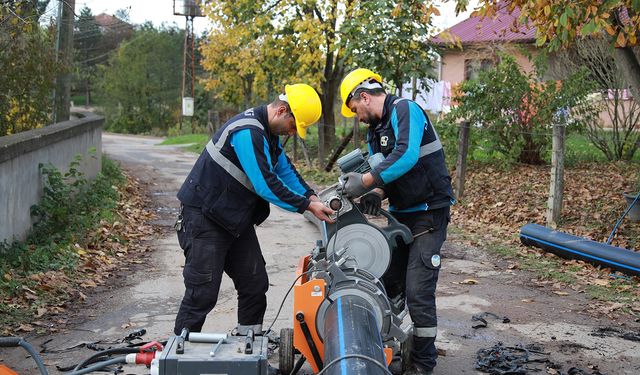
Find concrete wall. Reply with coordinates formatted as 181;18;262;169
0;113;104;244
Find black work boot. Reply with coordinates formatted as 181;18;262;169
404;363;434;375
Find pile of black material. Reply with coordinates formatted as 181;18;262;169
590;327;640;342
472;312;511;329
475;342;548;375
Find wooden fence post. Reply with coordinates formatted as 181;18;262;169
455;122;470;200
547;123;566;228
207;110;214;135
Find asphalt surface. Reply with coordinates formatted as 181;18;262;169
2;132;639;374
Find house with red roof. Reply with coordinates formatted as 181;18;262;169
431;5;634;128
432;4;537;84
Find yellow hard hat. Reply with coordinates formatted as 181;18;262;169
285;84;322;139
340;68;383;118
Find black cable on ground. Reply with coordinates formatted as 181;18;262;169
289;355;306;375
0;337;49;375
607;191;640;244
68;356;127;375
316;353;392;375
264;270;314;336
72;347;139;371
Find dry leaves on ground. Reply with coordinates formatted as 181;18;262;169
2;171;159;334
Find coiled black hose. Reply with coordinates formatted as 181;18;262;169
0;337;49;375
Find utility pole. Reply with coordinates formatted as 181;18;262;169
54;0;75;123
174;1;203;128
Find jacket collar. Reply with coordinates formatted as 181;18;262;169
253;105;274;138
372;94;398;130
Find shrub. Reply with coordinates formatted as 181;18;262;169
443;54;598;165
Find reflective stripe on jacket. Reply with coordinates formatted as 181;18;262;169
367;95;455;210
177;106;313;236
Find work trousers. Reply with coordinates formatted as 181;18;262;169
173;205;269;335
382;206;449;371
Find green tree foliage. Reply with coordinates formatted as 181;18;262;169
98;25;183;134
343;0;438;94
0;0;61;136
201;0;441;161
73;6;102;106
443;54;598;165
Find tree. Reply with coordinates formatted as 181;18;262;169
74;6;102;106
456;0;640;101
548;37;640;161
99;25;183;134
0;0;60;136
201;0;441;162
343;0;438;95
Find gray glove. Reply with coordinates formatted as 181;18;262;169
358;191;382;215
341;172;372;198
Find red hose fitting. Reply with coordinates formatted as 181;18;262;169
136;341;164;367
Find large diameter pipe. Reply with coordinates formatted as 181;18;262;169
520;223;640;276
322;295;387;375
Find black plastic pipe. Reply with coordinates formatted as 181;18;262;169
520;223;640;276
322;295;387;375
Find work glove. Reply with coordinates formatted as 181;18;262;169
358;191;383;216
341;172;371;198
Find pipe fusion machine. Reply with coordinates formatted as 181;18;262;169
279;149;415;375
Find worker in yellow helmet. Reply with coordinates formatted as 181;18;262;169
339;68;455;375
173;83;334;340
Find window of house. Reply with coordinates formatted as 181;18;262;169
464;59;494;80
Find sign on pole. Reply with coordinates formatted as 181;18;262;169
182;97;194;117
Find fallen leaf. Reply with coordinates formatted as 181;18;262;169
553;291;569;296
17;324;34;332
460;279;479;285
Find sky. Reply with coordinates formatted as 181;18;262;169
44;0;477;36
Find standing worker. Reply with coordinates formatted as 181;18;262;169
173;84;335;337
339;69;455;375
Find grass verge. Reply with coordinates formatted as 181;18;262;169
0;156;129;332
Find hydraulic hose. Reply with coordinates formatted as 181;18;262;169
72;347;140;371
0;337;49;375
69;356;127;375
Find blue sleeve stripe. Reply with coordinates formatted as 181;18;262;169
388;203;428;212
232;130;298;212
379;103;423;182
275;151;307;195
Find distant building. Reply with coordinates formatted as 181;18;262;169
94;13;134;48
431;4;634;128
432;4;535;84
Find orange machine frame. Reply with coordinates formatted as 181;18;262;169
292;255;392;373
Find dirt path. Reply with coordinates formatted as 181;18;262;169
1;133;638;374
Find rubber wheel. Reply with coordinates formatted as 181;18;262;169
279;328;295;374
